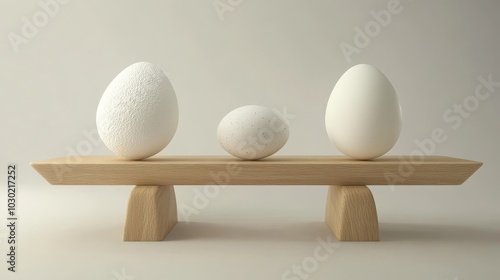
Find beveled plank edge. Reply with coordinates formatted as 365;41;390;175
30;165;482;186
30;156;483;186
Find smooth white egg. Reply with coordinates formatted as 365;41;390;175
96;62;178;160
325;64;402;160
217;105;289;160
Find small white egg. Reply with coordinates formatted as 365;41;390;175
217;105;289;160
96;62;178;160
325;64;402;160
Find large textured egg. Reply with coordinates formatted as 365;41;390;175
217;105;289;160
325;64;402;160
96;62;178;160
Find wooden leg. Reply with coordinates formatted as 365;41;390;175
124;185;177;241
325;185;379;241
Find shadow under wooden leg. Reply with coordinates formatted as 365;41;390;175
124;185;178;241
325;185;379;241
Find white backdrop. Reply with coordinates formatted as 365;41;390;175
1;0;499;279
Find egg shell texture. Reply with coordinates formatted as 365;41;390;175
217;105;289;160
96;62;178;160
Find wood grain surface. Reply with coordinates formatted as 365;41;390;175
325;185;379;241
123;185;177;241
31;155;482;186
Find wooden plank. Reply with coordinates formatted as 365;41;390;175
31;155;482;186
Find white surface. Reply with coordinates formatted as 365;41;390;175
96;62;178;160
325;64;402;159
0;185;499;280
1;0;500;279
217;105;289;159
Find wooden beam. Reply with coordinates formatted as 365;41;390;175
31;155;482;186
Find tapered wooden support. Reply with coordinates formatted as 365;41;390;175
124;185;178;241
325;185;379;241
